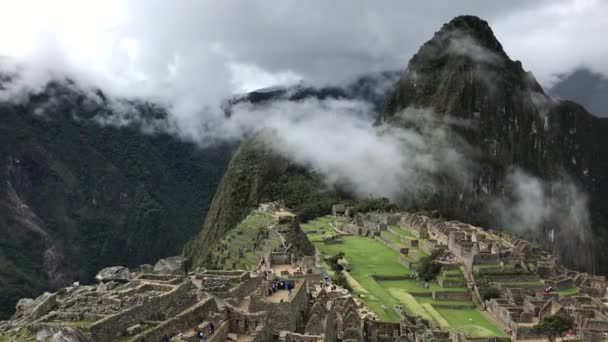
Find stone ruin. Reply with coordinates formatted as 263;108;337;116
2;205;608;342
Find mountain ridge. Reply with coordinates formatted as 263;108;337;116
186;15;608;274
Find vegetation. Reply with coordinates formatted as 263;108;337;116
303;216;504;337
0;95;233;318
533;313;574;342
185;134;349;268
417;250;443;282
479;286;501;301
326;252;345;272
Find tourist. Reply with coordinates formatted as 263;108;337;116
197;330;205;342
209;322;215;334
162;336;169;342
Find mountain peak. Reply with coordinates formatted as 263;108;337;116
438;15;503;51
410;15;509;69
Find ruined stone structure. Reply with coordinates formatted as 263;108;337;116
2;205;608;342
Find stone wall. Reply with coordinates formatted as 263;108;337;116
285;332;323;342
363;320;401;342
270;252;292;266
131;296;219;342
432;291;471;301
323;308;337;342
219;276;263;299
230;310;267;334
249;281;310;331
371;275;411;281
89;282;196;340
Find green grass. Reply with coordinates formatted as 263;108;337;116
305;222;409;321
388;225;414;238
558;287;578;295
304;216;506;337
212;210;281;269
378;279;466;293
435;308;507;337
301;216;335;242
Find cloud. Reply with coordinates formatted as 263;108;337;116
492;168;591;244
2;0;606;113
224;100;472;203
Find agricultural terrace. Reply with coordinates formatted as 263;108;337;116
301;216;506;338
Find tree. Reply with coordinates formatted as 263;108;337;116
533;313;574;342
417;250;442;282
479;286;501;301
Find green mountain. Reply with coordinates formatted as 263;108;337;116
0;83;234;319
0;72;400;318
186;16;608;274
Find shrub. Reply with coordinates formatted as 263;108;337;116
417;250;442;281
480;286;501;300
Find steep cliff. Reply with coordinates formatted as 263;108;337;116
0;83;234;318
379;15;608;272
187;16;608;274
184;133;345;267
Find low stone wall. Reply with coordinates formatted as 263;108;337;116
513;324;545;340
218;276;263;299
207;320;230;342
437;277;466;288
432;303;475;309
284;332;323;342
230;311;267;334
89;282;196;340
398;256;418;270
432;291;471;301
371;275;410;281
131;297;219;342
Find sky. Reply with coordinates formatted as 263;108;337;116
0;0;598;251
0;0;606;109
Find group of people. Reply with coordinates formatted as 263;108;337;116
267;278;297;296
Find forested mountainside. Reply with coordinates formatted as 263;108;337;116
0;82;234;319
0;71;400;318
186;16;608;275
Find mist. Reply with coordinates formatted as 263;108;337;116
492;169;592;249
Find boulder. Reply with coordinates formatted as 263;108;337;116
136;263;154;273
153;256;187;275
95;266;132;283
97;281;119;292
36;326;88;342
28;292;58;319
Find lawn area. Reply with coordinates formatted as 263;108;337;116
303;217;506;337
388;225;414;238
435;308;507;337
301;216;335;242
558;287;578;295
314;235;409;321
378;279;466;293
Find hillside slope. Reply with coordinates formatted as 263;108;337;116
187;16;608;274
379;15;608;272
0;84;234;319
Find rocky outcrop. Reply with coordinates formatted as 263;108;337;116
154;256;187;275
36;326;88;342
378;15;608;272
95;266;132;283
